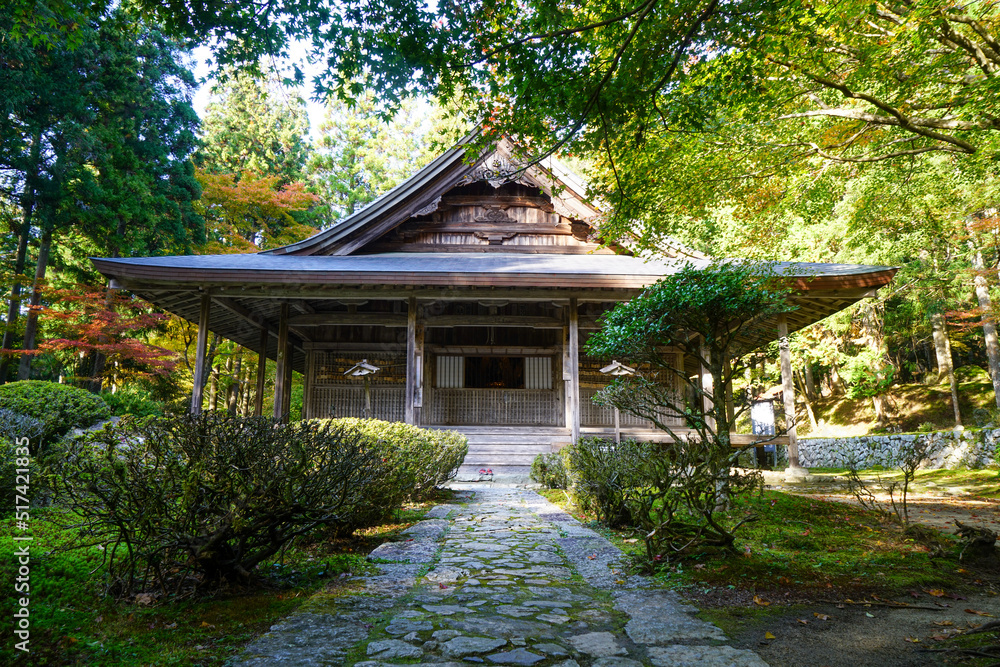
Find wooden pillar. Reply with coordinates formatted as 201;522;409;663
567;298;580;443
303;349;314;420
273;302;289;421
254;325;268;417
190;293;210;415
778;315;803;470
405;297;424;425
282;337;293;418
699;341;715;433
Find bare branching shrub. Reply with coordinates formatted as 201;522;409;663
842;439;936;525
57;413;391;598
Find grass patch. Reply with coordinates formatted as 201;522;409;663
0;497;444;666
807;467;1000;498
555;487;992;601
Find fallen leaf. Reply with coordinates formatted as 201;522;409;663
694;564;706;570
904;637;920;643
814;613;831;620
615;579;626;585
931;634;948;641
932;621;954;627
754;596;771;607
865;613;875;618
764;632;776;640
965;609;995;617
200;621;215;629
925;589;946;597
797;619;809;625
165;622;177;629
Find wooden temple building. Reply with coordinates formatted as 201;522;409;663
92;139;897;475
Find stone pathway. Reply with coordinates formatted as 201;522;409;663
236;485;769;666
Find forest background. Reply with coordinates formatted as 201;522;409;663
4;0;1000;435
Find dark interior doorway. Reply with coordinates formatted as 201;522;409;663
464;356;524;388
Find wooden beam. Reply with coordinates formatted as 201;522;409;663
115;281;640;303
729;434;790;447
424;315;565;328
213;296;307;353
287;312;408;327
273;303;289;421
190;293;211;415
426;345;557;355
254;325;267;417
777;315;802;469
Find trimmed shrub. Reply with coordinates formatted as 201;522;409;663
312;418;468;503
1;414;43;515
0;381;110;450
530;451;569;489
100;386;164;418
57;413;392;598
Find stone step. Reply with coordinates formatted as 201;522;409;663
462;456;542;467
465;444;553;454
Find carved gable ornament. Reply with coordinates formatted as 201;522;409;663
475;206;514;223
468;151;522;189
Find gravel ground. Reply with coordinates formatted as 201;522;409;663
726;593;1000;667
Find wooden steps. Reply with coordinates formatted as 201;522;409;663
427;426;569;479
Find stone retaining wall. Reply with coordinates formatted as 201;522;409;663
798;429;1000;469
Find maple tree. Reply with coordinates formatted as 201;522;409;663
28;285;177;388
196;169;318;252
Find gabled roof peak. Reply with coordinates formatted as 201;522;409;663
263;135;600;257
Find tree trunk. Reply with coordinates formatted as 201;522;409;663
830;358;847;395
226;355;239;414
872;394;889;425
209;365;219;411
17;226;53;380
804;363;816;400
974;250;1000;409
1;130;42;383
930;310;962;425
794;369;818;431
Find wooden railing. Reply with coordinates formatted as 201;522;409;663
427;388;560;426
579;387;684;428
308;385;405;422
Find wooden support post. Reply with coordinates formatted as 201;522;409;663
190;293;210;415
282;337;293;418
254;325;267;417
778;315;805;474
303;349;314;420
273;302;289;421
568;298;580;444
699;341;715;433
405;297;424;425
